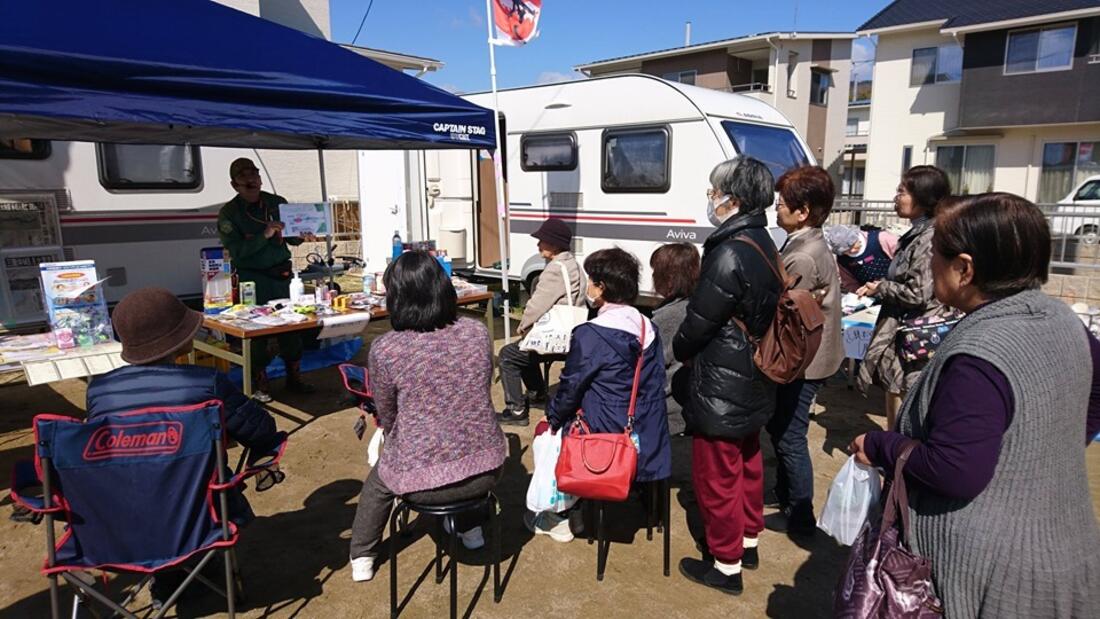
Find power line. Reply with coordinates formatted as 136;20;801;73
351;0;376;45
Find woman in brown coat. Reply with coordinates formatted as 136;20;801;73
768;166;844;535
857;166;951;429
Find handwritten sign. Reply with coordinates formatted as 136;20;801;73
843;324;873;360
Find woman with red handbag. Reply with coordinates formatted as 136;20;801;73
529;248;671;542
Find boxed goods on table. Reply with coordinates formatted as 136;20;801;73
39;260;112;349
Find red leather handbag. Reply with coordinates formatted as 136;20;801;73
555;319;645;502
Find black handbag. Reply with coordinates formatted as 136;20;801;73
895;311;964;366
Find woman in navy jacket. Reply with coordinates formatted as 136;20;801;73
529;249;672;541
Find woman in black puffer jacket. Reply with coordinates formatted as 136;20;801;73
673;156;782;595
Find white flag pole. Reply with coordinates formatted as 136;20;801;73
485;0;511;343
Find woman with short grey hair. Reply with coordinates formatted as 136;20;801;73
673;156;783;595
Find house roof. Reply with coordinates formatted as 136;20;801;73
575;31;856;72
859;0;1100;33
340;44;443;73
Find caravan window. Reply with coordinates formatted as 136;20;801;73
521;133;577;171
721;121;809;180
602;126;670;193
0;138;51;160
97;144;202;190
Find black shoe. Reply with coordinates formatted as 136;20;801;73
568;508;585;536
497;408;530;427
764;488;784;509
678;558;742;596
784;505;818;538
526;390;548;405
741;546;759;570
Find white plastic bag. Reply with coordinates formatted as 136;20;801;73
817;455;882;546
519;262;587;355
525;429;578;513
367;427;384;467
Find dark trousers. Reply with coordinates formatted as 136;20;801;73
250;332;304;378
692;433;764;565
766;379;822;514
499;341;546;411
350;467;500;560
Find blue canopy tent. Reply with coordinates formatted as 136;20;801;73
0;0;495;150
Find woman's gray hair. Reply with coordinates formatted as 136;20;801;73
709;156;776;216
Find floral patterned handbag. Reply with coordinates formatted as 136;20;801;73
895;311;964;366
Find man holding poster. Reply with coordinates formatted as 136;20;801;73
217;157;317;401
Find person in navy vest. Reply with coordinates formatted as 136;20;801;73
823;224;898;293
86;287;286;461
530;248;671;543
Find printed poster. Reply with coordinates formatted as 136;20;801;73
279;202;331;237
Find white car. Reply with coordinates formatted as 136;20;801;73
1051;175;1100;243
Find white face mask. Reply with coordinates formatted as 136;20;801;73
707;194;733;227
585;294;599;308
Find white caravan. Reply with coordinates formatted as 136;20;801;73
389;75;815;299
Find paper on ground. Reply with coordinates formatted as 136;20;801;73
318;312;370;339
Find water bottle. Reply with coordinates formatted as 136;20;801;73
391;230;403;259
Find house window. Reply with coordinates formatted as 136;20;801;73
0;138;51;160
661;70;696;85
910;44;962;86
1006;24;1077;74
1039;141;1100;202
841;165;865;197
810;69;831;105
901;146;913;173
935;145;995;194
520;133;577;172
602;126;670;193
846;117;859;137
97;144;202;190
787;51;799;97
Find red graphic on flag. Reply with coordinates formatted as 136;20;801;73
493;0;541;46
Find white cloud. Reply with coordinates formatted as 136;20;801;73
467;5;484;28
536;70;581;85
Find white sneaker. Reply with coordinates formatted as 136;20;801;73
442;519;486;550
350;556;375;582
523;511;574;543
252;389;273;404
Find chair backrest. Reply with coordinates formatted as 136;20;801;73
34;400;232;572
338;363;376;414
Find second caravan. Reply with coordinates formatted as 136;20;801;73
389;74;815;299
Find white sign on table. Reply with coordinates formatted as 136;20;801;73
841;306;880;361
279;202;331;237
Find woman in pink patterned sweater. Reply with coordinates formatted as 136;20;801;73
349;251;507;583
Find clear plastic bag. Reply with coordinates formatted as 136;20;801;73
818;455;882;546
525;429;578;513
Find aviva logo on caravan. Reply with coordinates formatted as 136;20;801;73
83;421;184;461
666;228;698;241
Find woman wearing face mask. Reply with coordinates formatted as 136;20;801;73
672;157;783;595
531;248;672;542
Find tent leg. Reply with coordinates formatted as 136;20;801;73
317;148;335;288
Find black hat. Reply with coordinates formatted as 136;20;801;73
113;287;203;364
531;218;572;250
229;157;259;179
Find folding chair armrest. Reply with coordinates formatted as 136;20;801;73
9;460;62;514
210;437;288;491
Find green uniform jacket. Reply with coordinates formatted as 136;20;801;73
217;191;303;304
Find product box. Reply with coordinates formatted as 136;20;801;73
39;260;112;349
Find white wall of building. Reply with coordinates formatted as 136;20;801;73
823;40;854;178
864;29;961;200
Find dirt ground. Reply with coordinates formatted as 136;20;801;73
2;311;1099;618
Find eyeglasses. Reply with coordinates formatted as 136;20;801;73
706;188;720;199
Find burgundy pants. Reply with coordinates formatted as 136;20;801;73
692;432;764;564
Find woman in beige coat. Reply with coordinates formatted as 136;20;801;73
768;166;844;535
857;166;951;429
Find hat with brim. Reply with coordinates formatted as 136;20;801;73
113;287;204;364
531;217;573;250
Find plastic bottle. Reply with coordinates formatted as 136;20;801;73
441;250;453;278
289;271;304;304
391;230;403;259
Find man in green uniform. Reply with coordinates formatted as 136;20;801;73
217;157;316;402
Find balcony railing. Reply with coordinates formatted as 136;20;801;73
725;82;771;94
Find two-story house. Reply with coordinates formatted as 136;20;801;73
859;0;1100;203
574;32;855;182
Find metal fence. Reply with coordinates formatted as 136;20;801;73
827;198;1100;273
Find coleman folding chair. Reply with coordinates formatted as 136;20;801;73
10;399;286;619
